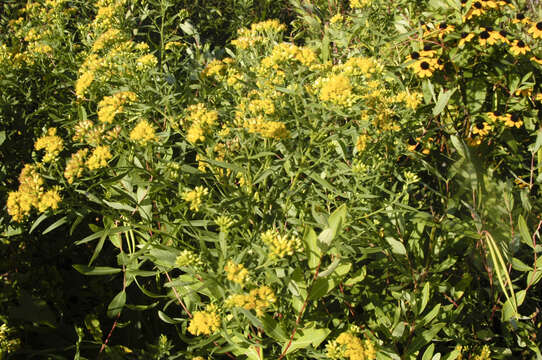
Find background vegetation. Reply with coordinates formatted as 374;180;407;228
1;0;542;359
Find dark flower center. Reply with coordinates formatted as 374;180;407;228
536;22;542;30
516;13;525;20
511;113;520;122
517;40;525;47
437;59;444;65
485;26;493;32
411;51;420;59
461;32;469;38
480;31;490;39
408;138;417;145
493;111;501;117
423;44;432;51
474;2;482;9
499;30;507;37
420;61;430;70
439;22;447;30
476;123;485;129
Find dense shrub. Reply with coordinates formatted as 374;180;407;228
2;0;542;358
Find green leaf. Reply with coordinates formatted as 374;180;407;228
261;315;288;342
386;237;406;255
420;282;430;314
392;322;405;338
73;264;121;276
107;291;126;318
518;215;533;249
422;343;435;360
282;326;331;355
309;278;329;300
42;216;68;234
303;226;321;270
433;88;456;116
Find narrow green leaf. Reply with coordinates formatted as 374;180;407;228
73;264;121;276
386;237;407;255
518;215;533;249
42;216;68;234
433;88;456;116
107;291;126;318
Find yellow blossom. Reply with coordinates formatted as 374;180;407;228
34;128;63;163
224;261;250;285
182;186;208;211
225;285;276;317
350;0;372;8
97;91;137;123
319;74;355;106
175;249;203;268
188;305;221;336
130;120;156;145
75;71;94;98
86;145;112;170
64;148;89;184
135;53;158;69
261;229;303;259
37;187;62;213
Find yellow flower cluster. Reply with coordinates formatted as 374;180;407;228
224;261;250;285
7;165;62;222
97;91;137;123
395;91;422;110
355;134;369;153
247;98;275;115
175;249;204;268
188;304;221;336
182;186;208;212
243;117;289;140
261;229;303;259
135;53;158;70
202;59;227;79
318;74;355;106
64;148;89;184
75;71;95;98
326;332;376;360
350;0;372;8
215;214;234;232
130;120;157;145
92;28;123;53
225;285;276;317
337;57;382;77
86;145;112;170
165;41;183;51
34;128;64;163
73;120;106;146
183;104;219;144
259;43;318;74
231;20;285;49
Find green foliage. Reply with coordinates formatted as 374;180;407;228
2;0;542;358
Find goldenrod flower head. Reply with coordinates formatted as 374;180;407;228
202;59;226;78
188;306;221;336
97;91;137;123
75;71;94;98
175;249;204;268
225;285;276;317
182;186;208;212
130;120;156;145
165;41;184;51
34;128;63;163
329;332;376;360
37;186;62;213
350;0;372;8
215;215;234;232
86;145;112;170
247;98;275;115
64;148;89;184
319;74;355;106
261;229;303;259
355;134;369;153
92;28;123;53
243;117;289;139
183;104;219;144
135;53;158;69
330;14;344;24
474;345;491;360
224;261;250;285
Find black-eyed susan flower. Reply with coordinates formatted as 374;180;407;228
513;13;530;25
478;30;491;46
530;56;542;65
509;40;530;56
461;0;468;5
504;113;523;128
420;44;436;58
481;0;498;9
466;136;483;146
528;22;542;39
406;51;421;66
486;111;502;122
498;0;514;8
406;137;420;152
465;2;485;20
497;30;510;44
472;121;492;136
412;60;434;78
438;22;455;37
435;58;445;71
459;32;475;47
484;27;501;45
